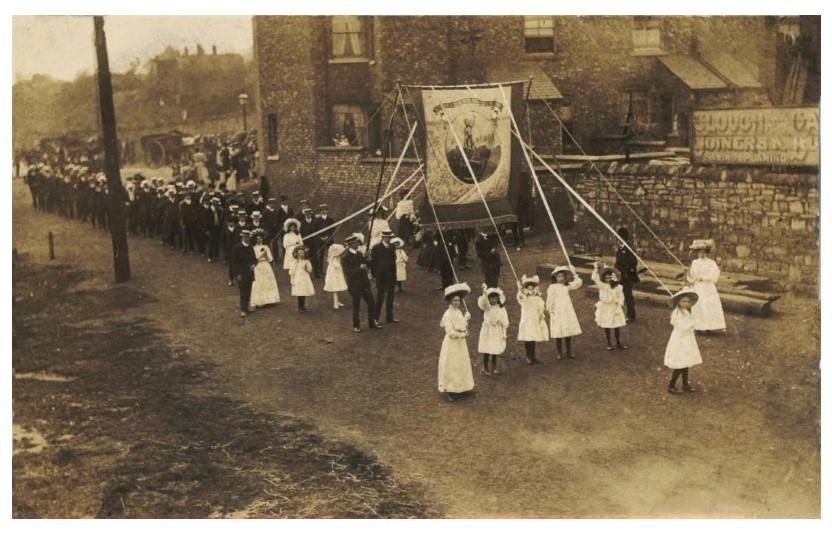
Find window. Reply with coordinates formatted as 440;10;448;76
331;104;367;147
619;90;651;127
267;113;278;156
524;16;554;54
632;16;662;54
331;16;366;58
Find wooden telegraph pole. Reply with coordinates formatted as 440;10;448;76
94;16;131;282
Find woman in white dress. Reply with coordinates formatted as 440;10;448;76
323;243;347;309
546;265;583;360
665;287;702;394
592;263;628;351
282;218;302;273
438;282;475;402
686;240;726;332
250;232;280;307
477;285;509;376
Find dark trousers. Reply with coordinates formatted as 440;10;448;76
308;245;321;278
483;264;501;288
238;275;253;311
349;282;376;328
440;263;455;289
297;296;307;311
316;243;329;278
622;281;636;320
375;276;396;322
207;228;221;261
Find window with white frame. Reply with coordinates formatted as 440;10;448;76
524;16;555;54
331;104;367;147
632;16;662;53
331;16;366;58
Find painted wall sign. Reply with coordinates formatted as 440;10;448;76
691;107;819;166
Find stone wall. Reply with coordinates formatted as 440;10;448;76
556;162;819;292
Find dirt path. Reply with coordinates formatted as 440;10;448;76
12;178;820;517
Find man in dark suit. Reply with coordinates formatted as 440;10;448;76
370;230;399;324
314;204;336;278
299;207;321;278
614;226;640;322
205;197;225;262
475;229;502;288
231;229;258;317
342;234;380;333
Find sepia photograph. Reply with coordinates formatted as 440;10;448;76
7;1;826;524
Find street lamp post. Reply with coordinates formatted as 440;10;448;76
238;92;249;134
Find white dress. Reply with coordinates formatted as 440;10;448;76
516;291;549;342
324;253;347;292
592;270;627;329
437;308;475;393
291;259;316;297
687;258;727;331
546;277;583;338
664;308;703;369
477;295;509;355
395;249;408;282
282;232;302;271
250;245;280;306
369;218;391;248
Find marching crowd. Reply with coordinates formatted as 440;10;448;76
22;162;727;403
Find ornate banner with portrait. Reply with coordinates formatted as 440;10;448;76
411;82;526;229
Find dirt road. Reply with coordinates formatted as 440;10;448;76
12;178;820;517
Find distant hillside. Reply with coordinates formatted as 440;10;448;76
13;45;255;149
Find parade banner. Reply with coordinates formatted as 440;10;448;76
691;107;819;167
412;82;526;229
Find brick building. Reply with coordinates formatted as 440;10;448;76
252;16;818;210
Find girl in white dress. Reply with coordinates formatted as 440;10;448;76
516;275;549;365
546;265;583;360
665;288;702;394
592;263;628;351
250;232;280;307
477;284;509;376
392;237;408;292
686;240;727;332
323;243;347;310
438;283;475;402
282;218;302;273
290;245;315;312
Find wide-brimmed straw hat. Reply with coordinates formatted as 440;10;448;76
485;287;507;306
283;218;300;232
292;245;309;259
390;237;405;248
671;287;699;307
551;266;575;283
444;282;471;301
690;239;715;252
521;274;540;287
599;266;621;281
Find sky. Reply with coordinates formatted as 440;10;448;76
12;16;253;81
